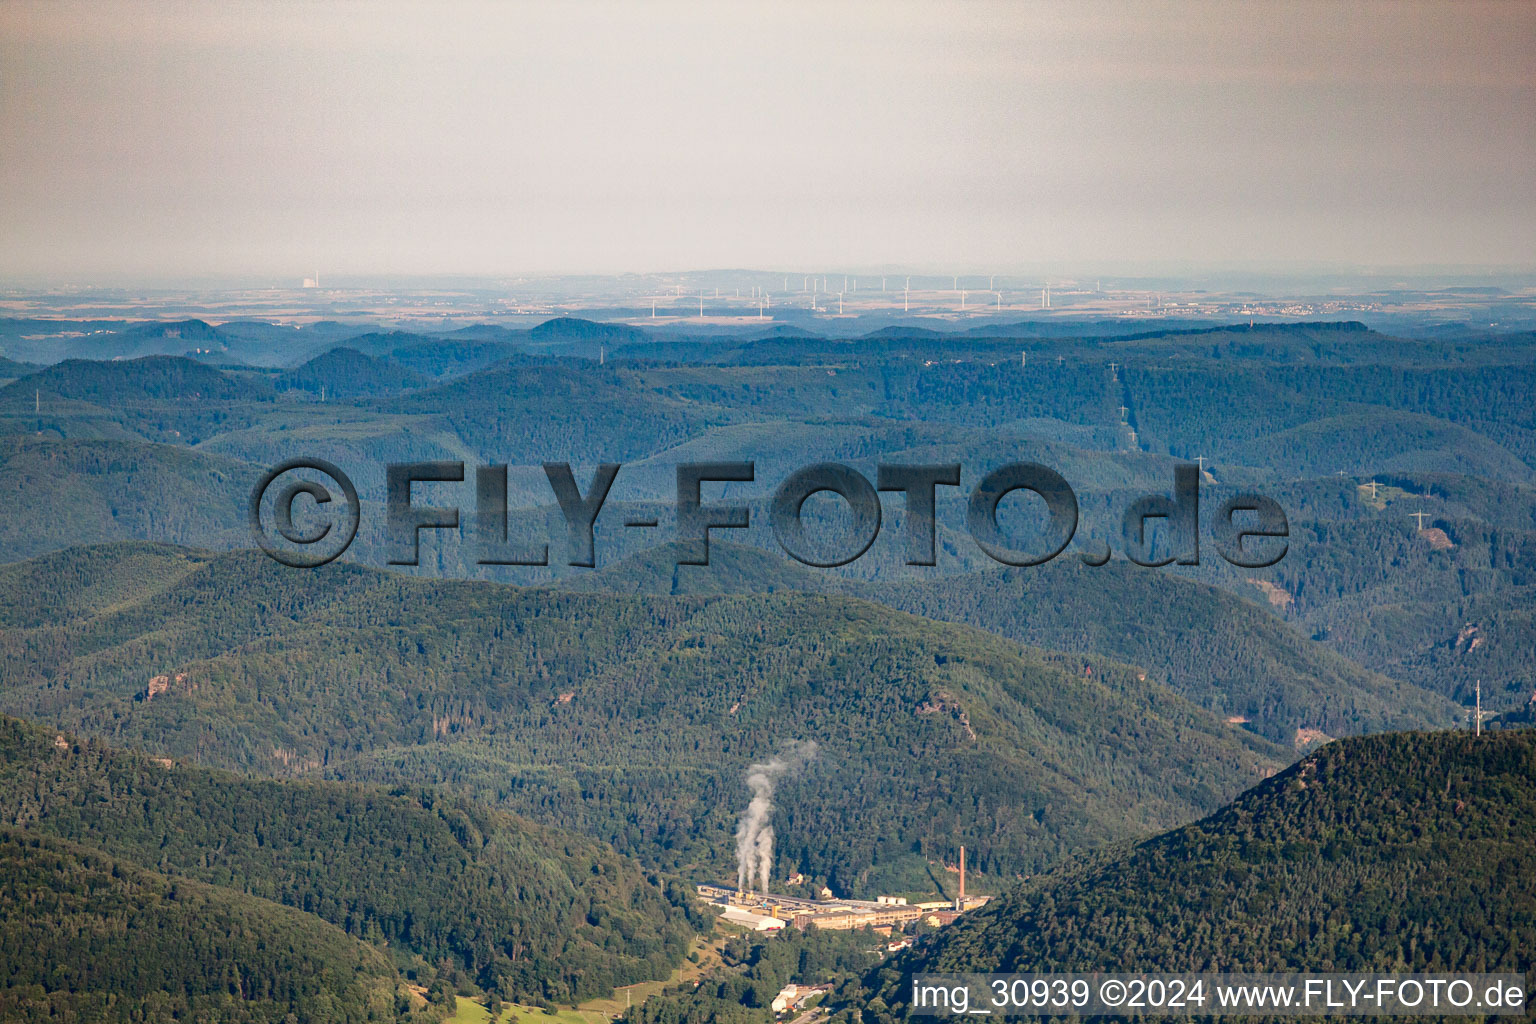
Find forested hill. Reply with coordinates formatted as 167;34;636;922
383;357;733;462
568;544;1460;746
0;354;270;407
0;827;404;1024
0;715;704;1004
862;728;1536;1018
276;345;431;398
561;540;830;596
0;437;257;561
860;562;1457;746
0;541;1288;893
0;356;39;380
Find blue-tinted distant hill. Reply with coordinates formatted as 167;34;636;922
209;317;368;366
386;335;522;377
622;320;1523;369
383;356;734;462
0;356;40;380
860;325;948;339
87;318;233;359
0;355;284;447
526;316;648;357
275;346;430;398
0;354;271;407
328;329;441;359
328;329;522;378
1127;360;1536;479
3;318;258;363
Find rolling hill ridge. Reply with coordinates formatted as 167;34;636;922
0;541;1289;893
0;713;703;1004
862;727;1536;1017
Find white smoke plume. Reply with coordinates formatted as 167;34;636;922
734;740;817;894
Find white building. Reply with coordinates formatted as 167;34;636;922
719;905;785;932
772;986;803;1013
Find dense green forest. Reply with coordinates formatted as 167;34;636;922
0;827;407;1024
1;315;1534;1020
0;542;1286;891
860;562;1460;744
0;715;703;1004
860;728;1536;1017
0;437;257;559
623;925;883;1024
571;543;1459;745
0;319;1532;719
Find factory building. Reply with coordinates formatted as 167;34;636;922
790;904;924;931
719;905;786;932
698;846;986;935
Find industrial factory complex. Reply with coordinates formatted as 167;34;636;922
697;847;990;933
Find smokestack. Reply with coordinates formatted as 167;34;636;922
959;846;966;899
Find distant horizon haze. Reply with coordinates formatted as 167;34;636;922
2;0;1532;280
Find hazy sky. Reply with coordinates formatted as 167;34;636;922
1;0;1532;280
